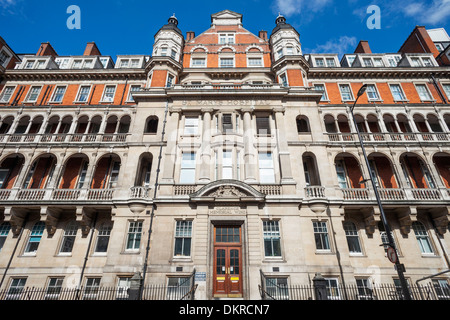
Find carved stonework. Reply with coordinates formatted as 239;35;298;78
207;186;249;198
209;207;247;215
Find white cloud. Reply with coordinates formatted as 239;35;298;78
308;35;358;57
403;0;450;25
272;0;333;17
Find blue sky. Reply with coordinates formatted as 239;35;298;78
1;0;449;60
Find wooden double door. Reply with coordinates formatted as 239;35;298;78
213;226;243;298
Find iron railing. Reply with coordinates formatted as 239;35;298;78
259;270;450;301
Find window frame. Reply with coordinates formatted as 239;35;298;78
125;220;143;251
94;222;112;254
179;151;196;184
343;221;363;255
173;220;193;258
313;83;329;102
365;83;381;101
101;85;117;103
126;84;141;102
414;83;434;102
0;222;11;252
26;86;43;103
338;83;354;102
412;221;434;255
49;85;67;103
389;83;408;102
0;85;16;103
24;221;45;255
219;57;234;68
313;221;331;252
262;220;282;258
258;152;275;184
74;85;92;103
58;221;78;255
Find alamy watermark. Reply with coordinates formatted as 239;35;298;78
67;5;81;30
367;5;381;30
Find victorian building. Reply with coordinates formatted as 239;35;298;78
0;10;449;300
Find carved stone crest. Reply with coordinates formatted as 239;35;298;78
208;185;248;198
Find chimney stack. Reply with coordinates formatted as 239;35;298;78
354;40;372;54
259;30;268;40
36;42;58;57
186;31;195;41
84;42;101;56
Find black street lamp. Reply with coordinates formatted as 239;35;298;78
349;84;412;300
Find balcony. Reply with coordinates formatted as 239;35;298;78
0;133;130;145
326;132;449;144
0;188;117;203
339;187;448;203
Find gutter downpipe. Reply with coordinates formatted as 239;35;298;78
140;98;170;299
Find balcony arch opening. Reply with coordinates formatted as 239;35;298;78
0;153;25;189
23;154;57;189
334;153;364;189
15;116;30;134
302;152;321;186
0;116;14;134
433;152;450;188
118;115;131;134
399;153;435;189
135;152;153;187
367;152;398;189
426;114;443;133
58;153;90;189
91;153;121;189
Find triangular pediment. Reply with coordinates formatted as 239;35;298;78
211;10;243;26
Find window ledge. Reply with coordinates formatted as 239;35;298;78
315;250;334;255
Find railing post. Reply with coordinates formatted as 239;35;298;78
313;273;328;300
128;272;142;300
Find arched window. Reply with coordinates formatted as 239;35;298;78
343;221;362;254
412;221;433;254
296;116;310;133
145;116;159;134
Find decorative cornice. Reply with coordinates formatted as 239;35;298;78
3;69;146;81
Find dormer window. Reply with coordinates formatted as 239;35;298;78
72;60;82;69
84;60;93;68
25;61;35;69
409;56;435;67
363;58;373;67
326;58;336;67
36;60;46;69
315;58;325;67
0;50;11;68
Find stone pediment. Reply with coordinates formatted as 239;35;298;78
211;10;243;26
189;180;265;203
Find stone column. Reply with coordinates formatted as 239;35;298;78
199;109;212;183
273;108;294;184
241;108;256;182
161;108;181;184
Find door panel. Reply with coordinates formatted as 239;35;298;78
213;225;243;298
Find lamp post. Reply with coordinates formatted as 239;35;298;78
349;84;412;300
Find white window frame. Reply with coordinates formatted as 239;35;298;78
313;221;331;252
247;56;263;67
179;152;196;184
325;58;336;67
74;85;92;103
315;57;325;67
258;152;275;184
49;85;67;103
166;73;175;88
414;83;434;102
45;277;64;299
442;83;450;100
7;278;27;300
0;86;16;103
219;33;235;45
313;83;329;101
279;73;288;87
173;220;193;258
101;85;117;103
191;57;206;68
412;221;434;255
125;221;142;251
324;278;341;300
222;149;233;179
58;221;78;255
219;57;234;68
24;221;45;255
339;83;354;102
365;83;381;101
389;83;408;102
126;84;141;102
262;220;282;258
343;221;363;255
183;116;199;135
72;59;83;69
0;48;12;68
26;86;42;103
